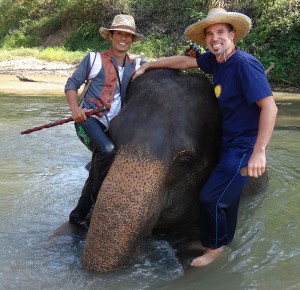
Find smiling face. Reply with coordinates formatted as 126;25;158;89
109;30;134;54
205;23;235;57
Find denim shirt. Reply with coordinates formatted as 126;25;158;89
65;49;145;110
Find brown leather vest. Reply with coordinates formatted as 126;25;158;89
99;48;135;111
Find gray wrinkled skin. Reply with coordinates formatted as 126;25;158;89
81;69;267;272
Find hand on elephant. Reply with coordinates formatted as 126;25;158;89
132;63;148;80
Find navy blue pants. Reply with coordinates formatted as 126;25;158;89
198;146;252;249
69;117;115;220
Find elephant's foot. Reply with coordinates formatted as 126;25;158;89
69;219;89;230
69;213;89;230
69;206;94;230
190;246;223;267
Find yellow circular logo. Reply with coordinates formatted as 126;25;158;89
214;85;222;98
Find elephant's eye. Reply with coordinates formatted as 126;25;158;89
165;148;198;186
173;155;195;169
172;148;197;168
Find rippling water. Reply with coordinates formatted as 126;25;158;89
0;89;299;290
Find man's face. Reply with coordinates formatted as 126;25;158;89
205;23;235;56
109;30;134;53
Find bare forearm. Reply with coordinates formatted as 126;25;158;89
247;96;277;177
133;55;198;79
65;90;79;112
145;55;197;70
254;98;278;153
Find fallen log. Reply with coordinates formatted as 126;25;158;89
16;75;37;82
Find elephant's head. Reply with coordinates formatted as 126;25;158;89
82;69;222;271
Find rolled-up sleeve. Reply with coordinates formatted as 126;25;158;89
64;54;90;92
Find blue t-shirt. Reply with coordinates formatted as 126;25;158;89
196;50;272;148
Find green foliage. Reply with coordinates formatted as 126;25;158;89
63;0;126;27
1;31;41;48
30;15;65;38
38;47;86;63
0;47;85;63
131;38;185;58
0;47;42;61
64;23;111;52
0;0;67;47
0;0;299;88
240;0;300;87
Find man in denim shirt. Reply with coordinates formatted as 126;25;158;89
65;14;145;228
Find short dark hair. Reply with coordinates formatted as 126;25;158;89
227;24;234;32
204;23;234;35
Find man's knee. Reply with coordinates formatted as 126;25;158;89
104;143;116;160
94;142;116;159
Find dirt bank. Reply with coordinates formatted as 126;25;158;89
0;57;76;95
0;57;76;77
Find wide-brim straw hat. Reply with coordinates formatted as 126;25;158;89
184;8;252;46
99;14;145;42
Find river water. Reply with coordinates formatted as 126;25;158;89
0;76;299;290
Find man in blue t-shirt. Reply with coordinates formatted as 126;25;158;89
133;8;277;267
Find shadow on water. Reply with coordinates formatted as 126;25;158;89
0;90;299;289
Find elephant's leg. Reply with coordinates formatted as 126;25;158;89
82;145;167;272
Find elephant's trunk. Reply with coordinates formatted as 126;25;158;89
82;145;166;272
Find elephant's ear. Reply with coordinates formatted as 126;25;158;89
158;147;203;226
165;148;199;186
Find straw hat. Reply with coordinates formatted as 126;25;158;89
184;8;252;46
99;14;145;42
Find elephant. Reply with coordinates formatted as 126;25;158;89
81;68;268;272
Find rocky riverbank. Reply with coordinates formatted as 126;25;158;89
0;57;76;77
0;57;299;94
0;58;75;96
